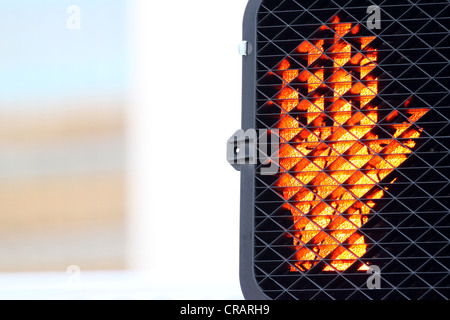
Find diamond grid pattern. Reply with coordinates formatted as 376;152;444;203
253;0;450;300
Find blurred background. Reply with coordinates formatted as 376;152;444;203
0;0;246;299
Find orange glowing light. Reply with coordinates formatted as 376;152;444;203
275;17;429;272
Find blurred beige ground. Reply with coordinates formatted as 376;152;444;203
0;100;126;272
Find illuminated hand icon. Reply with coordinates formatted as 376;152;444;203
274;17;428;272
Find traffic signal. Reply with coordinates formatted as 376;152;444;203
229;0;450;300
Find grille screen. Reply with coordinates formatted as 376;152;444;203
253;0;450;300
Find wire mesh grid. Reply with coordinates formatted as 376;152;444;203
253;0;450;300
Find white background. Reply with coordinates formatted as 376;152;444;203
125;0;247;299
0;0;249;300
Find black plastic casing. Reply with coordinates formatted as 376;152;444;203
239;0;268;300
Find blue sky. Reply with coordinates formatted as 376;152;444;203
0;0;127;106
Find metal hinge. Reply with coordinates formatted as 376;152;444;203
227;129;280;176
238;41;252;56
227;129;257;171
